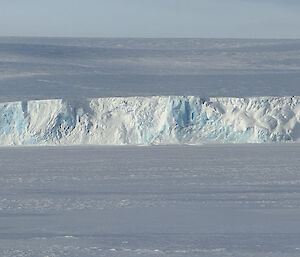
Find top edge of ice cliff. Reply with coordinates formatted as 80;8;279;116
1;95;299;105
0;95;299;146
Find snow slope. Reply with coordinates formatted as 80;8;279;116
1;96;299;146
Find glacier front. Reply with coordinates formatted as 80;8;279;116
0;96;299;146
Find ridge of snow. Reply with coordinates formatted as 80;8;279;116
0;96;299;146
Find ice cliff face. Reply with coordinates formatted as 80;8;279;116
0;96;299;146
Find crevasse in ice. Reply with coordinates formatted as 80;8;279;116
0;96;299;145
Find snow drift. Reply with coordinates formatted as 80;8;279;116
0;96;299;146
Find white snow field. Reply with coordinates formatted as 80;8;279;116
1;38;300;256
0;96;300;146
1;144;300;257
1;38;300;101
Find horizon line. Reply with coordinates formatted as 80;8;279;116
1;36;300;40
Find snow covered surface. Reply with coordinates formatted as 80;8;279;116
1;38;300;102
1;144;300;257
1;38;300;256
0;96;299;146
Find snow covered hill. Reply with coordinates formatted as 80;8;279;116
1;96;299;146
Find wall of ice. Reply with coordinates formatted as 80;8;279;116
0;96;299;146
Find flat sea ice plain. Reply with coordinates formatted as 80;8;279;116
0;145;300;257
1;38;300;256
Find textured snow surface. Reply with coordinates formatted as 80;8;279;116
1;38;300;102
0;96;300;145
1;144;300;256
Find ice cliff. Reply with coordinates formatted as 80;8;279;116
0;96;300;146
